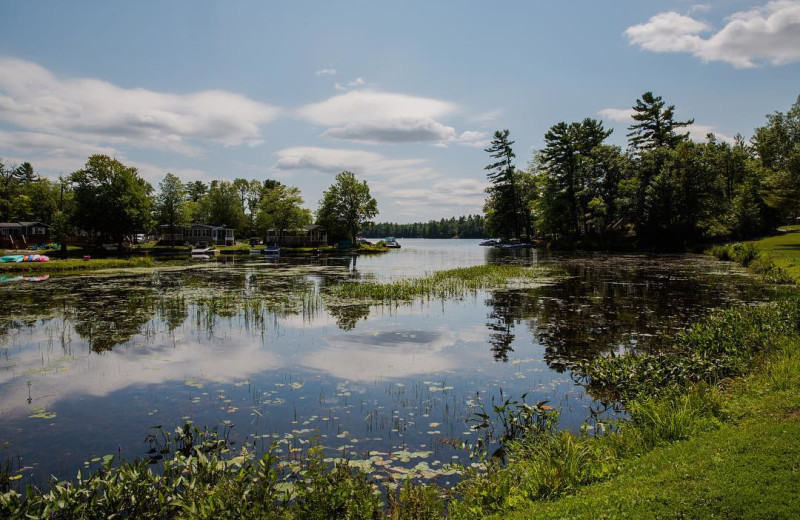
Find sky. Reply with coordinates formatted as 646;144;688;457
1;0;799;222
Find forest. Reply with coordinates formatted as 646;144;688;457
480;92;800;248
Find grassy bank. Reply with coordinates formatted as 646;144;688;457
0;257;159;273
709;227;800;284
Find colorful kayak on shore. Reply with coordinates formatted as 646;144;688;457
0;254;50;263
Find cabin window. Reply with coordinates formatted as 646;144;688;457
32;227;46;235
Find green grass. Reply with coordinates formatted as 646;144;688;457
745;229;800;281
0;257;159;273
496;358;800;520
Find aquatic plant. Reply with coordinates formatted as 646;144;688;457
326;265;558;304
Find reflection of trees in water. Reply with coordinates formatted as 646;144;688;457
327;304;371;331
0;268;329;352
485;259;763;373
485;291;518;362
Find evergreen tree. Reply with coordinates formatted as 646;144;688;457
627;92;694;152
485;130;529;239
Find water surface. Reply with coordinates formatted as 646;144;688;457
0;240;768;483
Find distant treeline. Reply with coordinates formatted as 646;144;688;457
360;214;486;239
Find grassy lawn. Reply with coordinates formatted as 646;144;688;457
747;229;800;281
498;377;800;520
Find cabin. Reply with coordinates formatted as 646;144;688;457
158;223;235;246
0;221;51;249
263;225;327;246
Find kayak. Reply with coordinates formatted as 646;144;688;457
1;254;50;263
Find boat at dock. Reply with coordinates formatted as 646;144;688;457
384;237;401;248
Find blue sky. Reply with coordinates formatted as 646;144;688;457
1;0;799;222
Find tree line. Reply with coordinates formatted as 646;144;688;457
0;155;378;247
484;92;800;248
360;215;486;239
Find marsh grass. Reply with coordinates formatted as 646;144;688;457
0;257;158;273
327;265;558;304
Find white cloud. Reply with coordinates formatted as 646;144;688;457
273;146;436;184
297;89;482;146
273;147;488;220
598;107;635;123
315;68;338;76
626;12;710;54
625;1;800;68
334;76;368;91
470;108;504;124
0;57;280;156
688;4;712;15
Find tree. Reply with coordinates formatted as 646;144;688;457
155;173;189;230
538;119;613;236
752;94;800;221
70;155;154;244
195;180;246;231
255;185;311;244
0;159;24;221
316;171;378;245
484;130;530;239
627;92;694;152
185;181;208;203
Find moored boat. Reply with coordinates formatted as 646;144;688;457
384;237;401;248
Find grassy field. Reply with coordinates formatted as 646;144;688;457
747;228;800;281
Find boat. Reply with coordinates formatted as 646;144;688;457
494;242;535;249
190;247;220;255
384;237;401;249
479;238;501;246
1;254;50;263
263;244;280;255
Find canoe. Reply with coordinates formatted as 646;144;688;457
1;254;50;263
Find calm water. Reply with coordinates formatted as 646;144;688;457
0;240;768;484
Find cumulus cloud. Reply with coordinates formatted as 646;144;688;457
597;107;635;123
273;146;435;184
297;89;482;146
315;68;337;76
273;146;488;219
0;57;280;155
625;1;800;68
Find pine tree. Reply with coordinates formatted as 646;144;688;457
627;92;694;152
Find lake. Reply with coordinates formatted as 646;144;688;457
0;240;770;485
